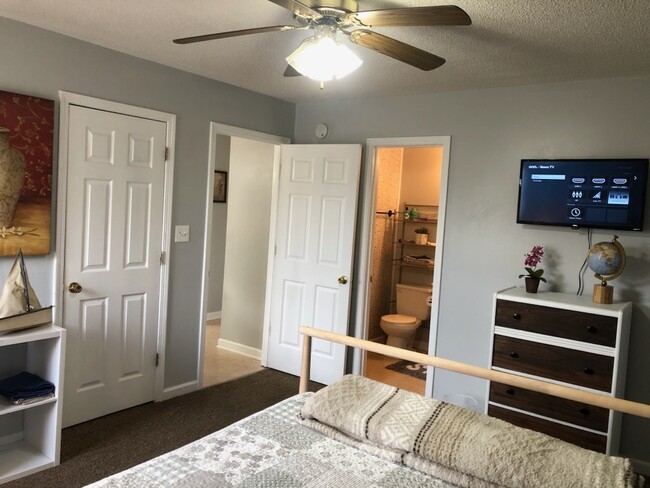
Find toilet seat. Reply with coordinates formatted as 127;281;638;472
380;314;421;349
381;314;419;326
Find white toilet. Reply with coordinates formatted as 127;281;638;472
380;283;432;349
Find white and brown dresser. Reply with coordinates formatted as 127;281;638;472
487;287;632;454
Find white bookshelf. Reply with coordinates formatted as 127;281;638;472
0;325;65;483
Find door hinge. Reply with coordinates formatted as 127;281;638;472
160;251;166;265
156;353;160;367
164;147;169;161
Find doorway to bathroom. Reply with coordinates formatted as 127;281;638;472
356;137;450;396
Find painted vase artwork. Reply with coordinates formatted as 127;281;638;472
0;128;25;228
0;90;54;256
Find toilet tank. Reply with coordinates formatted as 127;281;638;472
395;283;432;320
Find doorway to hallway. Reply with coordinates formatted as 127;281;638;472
202;318;263;386
200;125;287;388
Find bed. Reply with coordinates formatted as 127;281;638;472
88;326;649;488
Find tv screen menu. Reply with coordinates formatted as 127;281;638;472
517;159;648;231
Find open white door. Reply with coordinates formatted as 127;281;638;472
267;144;361;385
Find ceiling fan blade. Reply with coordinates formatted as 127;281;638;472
173;25;301;44
283;65;303;77
349;30;445;71
267;0;323;20
346;6;471;27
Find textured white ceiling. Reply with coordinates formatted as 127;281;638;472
1;1;649;103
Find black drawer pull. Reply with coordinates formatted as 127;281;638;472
586;326;597;333
584;367;594;375
506;388;516;395
579;407;590;415
512;313;521;320
510;352;519;359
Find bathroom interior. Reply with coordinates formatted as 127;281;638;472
364;146;443;395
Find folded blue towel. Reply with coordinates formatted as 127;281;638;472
0;371;55;402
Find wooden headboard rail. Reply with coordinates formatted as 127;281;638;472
298;326;650;419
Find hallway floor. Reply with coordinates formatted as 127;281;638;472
203;320;264;387
203;321;426;395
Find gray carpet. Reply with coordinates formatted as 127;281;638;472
6;368;321;488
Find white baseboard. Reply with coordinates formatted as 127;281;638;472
160;380;199;401
206;311;222;321
631;457;650;476
217;339;262;360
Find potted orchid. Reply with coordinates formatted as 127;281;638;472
519;245;546;293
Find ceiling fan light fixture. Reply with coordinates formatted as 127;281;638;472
286;29;362;82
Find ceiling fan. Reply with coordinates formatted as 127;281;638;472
173;1;471;81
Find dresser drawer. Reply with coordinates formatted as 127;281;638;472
495;299;617;347
489;381;609;432
488;405;607;453
492;335;613;391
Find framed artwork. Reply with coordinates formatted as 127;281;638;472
213;170;227;203
0;90;55;256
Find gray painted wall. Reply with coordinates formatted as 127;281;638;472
207;135;231;315
293;75;650;464
0;17;294;390
220;137;276;350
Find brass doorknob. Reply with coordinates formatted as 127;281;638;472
338;276;348;285
68;282;82;294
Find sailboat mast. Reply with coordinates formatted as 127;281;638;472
17;249;32;311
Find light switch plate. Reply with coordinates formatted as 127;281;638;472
175;225;190;243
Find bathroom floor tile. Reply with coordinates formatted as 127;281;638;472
364;351;426;395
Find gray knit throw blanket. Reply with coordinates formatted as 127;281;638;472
300;375;644;488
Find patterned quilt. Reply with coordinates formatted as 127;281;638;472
88;375;644;488
87;393;456;487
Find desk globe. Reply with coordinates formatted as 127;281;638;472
587;236;626;304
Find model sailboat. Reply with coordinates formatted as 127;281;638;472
0;249;52;334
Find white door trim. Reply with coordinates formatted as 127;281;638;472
200;123;289;385
56;91;176;402
354;136;451;398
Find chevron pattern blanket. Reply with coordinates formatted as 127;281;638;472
300;375;644;488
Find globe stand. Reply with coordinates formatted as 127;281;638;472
593;282;614;304
588;236;625;305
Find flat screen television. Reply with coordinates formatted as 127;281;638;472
517;158;649;231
